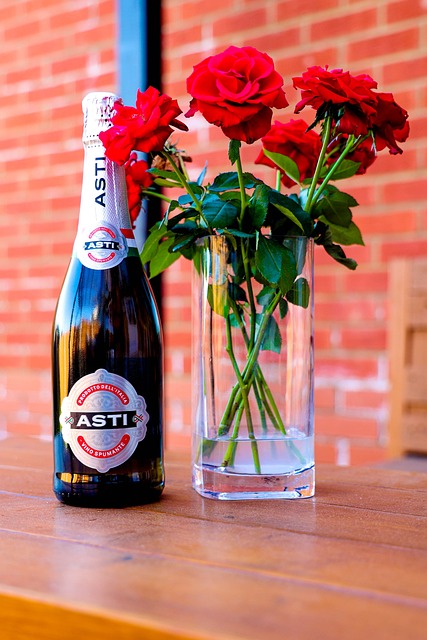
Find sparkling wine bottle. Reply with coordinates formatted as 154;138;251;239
52;92;164;507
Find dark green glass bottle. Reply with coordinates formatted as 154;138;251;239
52;93;164;507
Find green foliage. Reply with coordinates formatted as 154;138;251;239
314;185;358;226
286;277;310;308
262;149;301;184
146;235;181;278
255;235;297;294
202;194;239;228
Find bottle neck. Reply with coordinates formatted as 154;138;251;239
74;140;138;270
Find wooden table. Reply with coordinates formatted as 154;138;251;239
1;436;427;640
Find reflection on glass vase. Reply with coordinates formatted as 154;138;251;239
192;234;315;500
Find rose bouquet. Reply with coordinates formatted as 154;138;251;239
100;46;409;488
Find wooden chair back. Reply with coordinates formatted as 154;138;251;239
388;258;427;458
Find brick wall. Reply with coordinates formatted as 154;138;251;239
0;0;117;437
161;0;427;464
1;0;426;466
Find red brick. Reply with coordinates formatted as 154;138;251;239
340;328;387;351
315;299;385;323
343;390;387;411
313;328;332;350
314;441;337;464
349;445;387;466
381;239;427;262
4;19;42;41
316;414;379;439
277;0;339;21
213;9;268;38
309;10;378;42
347;28;419;62
49;7;92;30
341;269;388;294
314;386;336;410
6;66;42;85
164;24;203;51
315;357;379;379
387;0;423;22
359;210;417;235
247;27;301;53
383;55;427;86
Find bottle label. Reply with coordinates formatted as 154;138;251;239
60;369;149;472
75;221;129;270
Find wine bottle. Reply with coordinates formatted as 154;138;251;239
52;92;164;507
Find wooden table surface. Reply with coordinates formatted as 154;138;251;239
1;436;427;640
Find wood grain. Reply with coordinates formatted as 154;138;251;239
1;436;427;639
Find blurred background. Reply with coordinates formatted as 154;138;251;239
1;0;426;465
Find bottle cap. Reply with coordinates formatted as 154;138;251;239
82;92;123;144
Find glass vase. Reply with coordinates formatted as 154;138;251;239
191;235;315;500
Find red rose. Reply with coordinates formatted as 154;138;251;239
124;153;153;227
99;87;188;165
349;138;377;173
370;92;409;155
293;66;378;134
255;119;322;187
186;46;288;144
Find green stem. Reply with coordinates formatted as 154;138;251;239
235;145;258;349
305;114;332;214
163;150;212;231
219;290;282;431
235;147;247;229
229;296;285;434
242;241;257;348
223;314;261;473
140;189;172;204
309;134;356;211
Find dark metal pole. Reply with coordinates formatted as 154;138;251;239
118;0;163;313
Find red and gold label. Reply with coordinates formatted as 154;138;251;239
60;369;148;472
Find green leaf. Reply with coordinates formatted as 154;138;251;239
228;139;241;165
140;223;167;263
148;236;181;278
178;194;194;206
323;243;358;270
202;194;239;228
221;229;254;238
255;235;297;293
207;284;229;317
256;285;276;307
197;162;208;186
263;150;300;184
271;203;305;232
279;298;289;319
315;224;358;270
315;185;358;226
153;178;184;188
319;216;365;246
328;159;361;181
249;183;270;229
286;277;310;308
218;191;242;207
169;233;199;253
209;172;261;192
269;191;313;235
228;282;247;303
187;182;205;195
148;168;181;182
257;314;282;354
167;208;198;229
